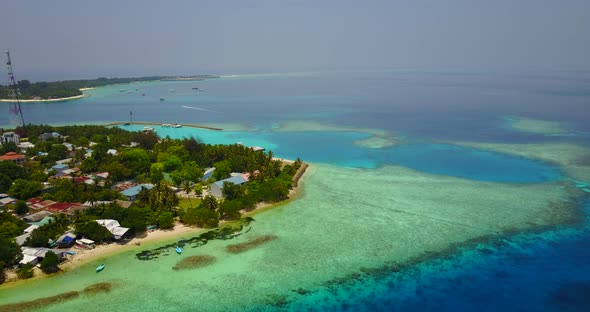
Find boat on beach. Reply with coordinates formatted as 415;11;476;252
175;246;182;254
96;264;105;272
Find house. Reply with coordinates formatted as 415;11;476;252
56;158;72;165
107;149;118;155
18;142;35;150
23;210;54;223
0;152;25;166
56;233;77;247
40;132;62;141
45;202;85;214
63;143;73;151
201;167;216;182
51;163;69;176
115;199;133;208
209;174;249;198
0;196;16;207
20;247;66;266
96;172;109;179
15;232;31;246
121;184;154;201
77;238;95;249
27;197;56;210
95;219;130;240
0;132;20;145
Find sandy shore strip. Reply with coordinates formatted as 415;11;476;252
59;223;202;271
0;94;86;103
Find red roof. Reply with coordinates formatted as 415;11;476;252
0;152;25;161
27;197;42;205
47;202;74;212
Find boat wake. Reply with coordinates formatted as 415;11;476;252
181;105;219;113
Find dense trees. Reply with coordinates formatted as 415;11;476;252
0;237;22;267
0;76;175;100
39;251;59;274
14;200;29;215
0;141;17;154
0;212;27;240
75;221;112;243
25;215;70;248
8;179;42;200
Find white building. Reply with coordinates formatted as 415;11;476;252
0;132;20;146
95;219;130;240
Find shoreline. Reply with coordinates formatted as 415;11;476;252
1;161;310;288
0;94;87;103
107;121;224;131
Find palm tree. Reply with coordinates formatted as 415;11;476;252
182;180;193;209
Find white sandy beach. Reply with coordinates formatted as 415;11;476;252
0;94;86;103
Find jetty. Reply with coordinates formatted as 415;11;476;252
106;121;223;131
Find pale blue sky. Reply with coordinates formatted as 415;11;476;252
1;0;589;80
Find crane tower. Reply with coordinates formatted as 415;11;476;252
5;50;26;128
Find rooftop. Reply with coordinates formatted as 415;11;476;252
0;152;25;161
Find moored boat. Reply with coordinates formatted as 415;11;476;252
96;264;105;272
175;246;182;254
172;124;182;128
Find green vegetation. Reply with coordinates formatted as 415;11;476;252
39;251;59;274
0;236;22;267
0;75;219;100
16;263;34;279
25;215;70;248
0;123;303;283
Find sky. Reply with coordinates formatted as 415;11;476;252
1;0;589;81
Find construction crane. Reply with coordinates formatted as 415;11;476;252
5;50;26;130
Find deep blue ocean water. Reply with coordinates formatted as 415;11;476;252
3;70;590;311
278;200;590;312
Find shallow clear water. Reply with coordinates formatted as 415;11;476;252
1;71;589;311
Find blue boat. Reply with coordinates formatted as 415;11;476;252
96;264;105;272
66;250;76;255
175;246;182;254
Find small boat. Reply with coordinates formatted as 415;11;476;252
175;246;182;254
192;87;199;90
231;231;240;237
161;123;172;127
123;122;131;126
143;126;155;132
66;250;76;255
160;98;165;101
172;124;182;128
141;93;145;96
96;264;105;272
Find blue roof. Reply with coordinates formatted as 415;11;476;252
62;236;74;243
201;168;215;181
52;164;68;170
214;175;247;188
121;184;154;197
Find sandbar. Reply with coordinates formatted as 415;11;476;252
503;116;571;135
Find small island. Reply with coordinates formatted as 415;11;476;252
0;75;219;101
0;124;306;284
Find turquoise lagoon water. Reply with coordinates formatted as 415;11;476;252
123;124;561;182
1;71;589;311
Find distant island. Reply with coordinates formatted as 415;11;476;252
0;75;219;101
